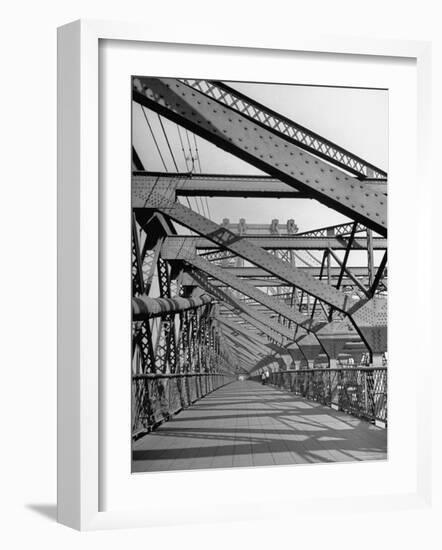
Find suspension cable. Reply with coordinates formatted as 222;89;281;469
157;114;179;172
140;106;168;172
192;134;202;173
183;129;202;215
192;134;212;220
177;126;190;171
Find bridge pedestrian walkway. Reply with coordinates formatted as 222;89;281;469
132;380;387;472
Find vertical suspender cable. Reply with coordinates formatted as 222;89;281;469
140;106;168;172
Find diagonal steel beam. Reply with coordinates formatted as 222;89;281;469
186;269;293;341
133;77;387;235
223;331;264;362
216;316;271;351
183;79;387;181
135;182;354;312
166;249;320;331
223;328;270;360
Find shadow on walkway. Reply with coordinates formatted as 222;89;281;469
133;380;387;472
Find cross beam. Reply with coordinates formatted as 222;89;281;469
161;235;387;251
133;172;387;198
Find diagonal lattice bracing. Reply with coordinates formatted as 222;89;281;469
179;80;387;181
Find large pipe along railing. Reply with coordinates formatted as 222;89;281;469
253;368;387;425
132;372;234;438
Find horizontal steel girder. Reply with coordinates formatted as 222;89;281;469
161;235;387;251
132;293;212;319
215;266;378;278
198;276;382;288
133;172;387;199
133;78;387;236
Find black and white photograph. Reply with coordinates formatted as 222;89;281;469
131;77;388;473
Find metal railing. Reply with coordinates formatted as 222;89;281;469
263;367;387;425
132;372;233;437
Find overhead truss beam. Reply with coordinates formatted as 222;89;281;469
133;172;387;198
133;77;387;235
161;235;387;251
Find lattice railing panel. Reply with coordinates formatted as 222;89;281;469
265;367;387;424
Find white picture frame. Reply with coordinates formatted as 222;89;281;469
57;19;433;531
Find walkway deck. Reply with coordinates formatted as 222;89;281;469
132;380;387;472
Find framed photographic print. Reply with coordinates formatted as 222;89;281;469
57;19;432;530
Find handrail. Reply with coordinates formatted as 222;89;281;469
253;367;387;425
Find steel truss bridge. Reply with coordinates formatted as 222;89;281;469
131;78;387;468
